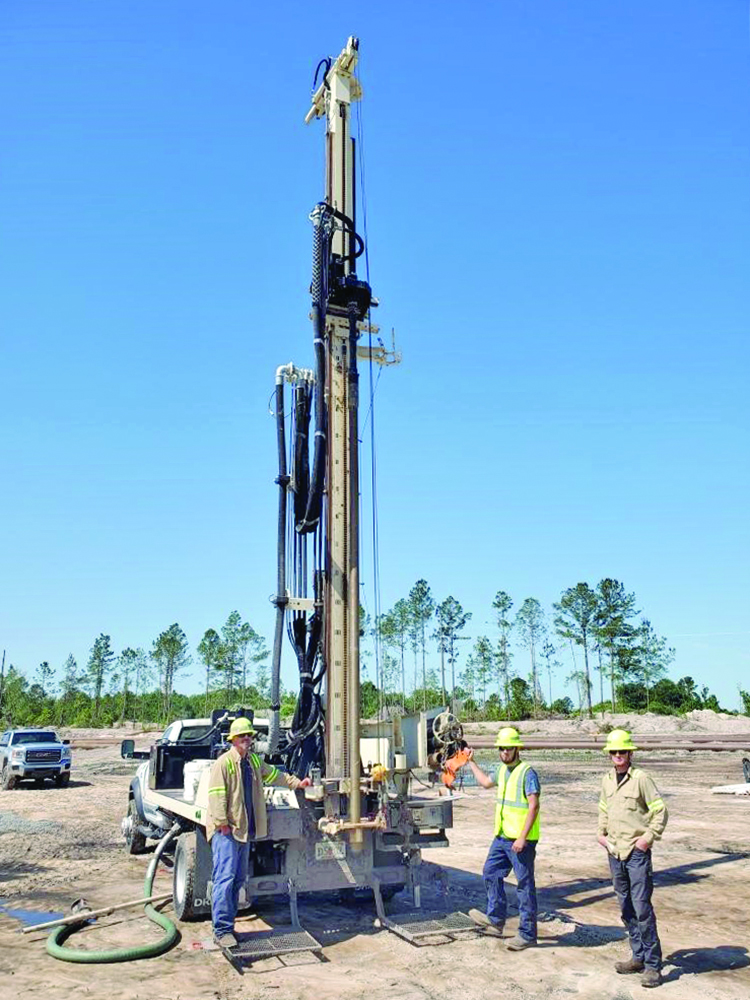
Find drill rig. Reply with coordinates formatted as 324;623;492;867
121;37;476;964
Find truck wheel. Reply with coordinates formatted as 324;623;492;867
126;797;148;854
173;832;202;921
54;773;70;788
1;763;17;790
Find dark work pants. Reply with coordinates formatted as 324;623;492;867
483;836;538;941
608;848;662;970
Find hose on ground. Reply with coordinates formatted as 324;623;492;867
46;822;181;963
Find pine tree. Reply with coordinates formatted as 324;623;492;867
151;624;191;721
554;583;598;718
86;634;115;722
594;579;639;711
514;598;546;718
197;628;221;715
492;591;514;710
435;596;472;711
408;580;435;710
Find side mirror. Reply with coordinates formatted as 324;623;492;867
121;739;135;759
62;739;71;745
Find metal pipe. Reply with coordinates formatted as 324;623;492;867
318;814;386;836
22;893;173;934
466;738;750;751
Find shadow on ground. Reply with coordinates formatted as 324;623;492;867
662;945;750;981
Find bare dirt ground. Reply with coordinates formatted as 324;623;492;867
1;726;749;1000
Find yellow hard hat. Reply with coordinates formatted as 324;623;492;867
494;726;524;748
228;717;256;739
604;729;638;752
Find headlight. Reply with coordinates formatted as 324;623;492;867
62;750;71;759
11;748;25;760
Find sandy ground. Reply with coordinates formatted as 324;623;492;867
1;729;749;1000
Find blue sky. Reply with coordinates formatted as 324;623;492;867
1;2;748;709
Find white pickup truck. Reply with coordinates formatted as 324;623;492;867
0;728;73;788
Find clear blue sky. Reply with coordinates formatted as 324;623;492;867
1;2;748;709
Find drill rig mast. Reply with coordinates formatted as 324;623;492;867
269;37;372;838
258;35;477;944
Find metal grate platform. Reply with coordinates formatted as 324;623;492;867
222;928;322;967
379;909;479;942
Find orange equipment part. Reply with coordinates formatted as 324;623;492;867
441;747;472;788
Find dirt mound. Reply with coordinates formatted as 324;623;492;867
464;709;749;738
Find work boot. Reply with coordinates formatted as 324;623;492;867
467;908;504;937
214;932;237;948
506;934;536;951
641;968;662;989
615;956;645;974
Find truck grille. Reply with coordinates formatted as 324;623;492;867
26;749;62;763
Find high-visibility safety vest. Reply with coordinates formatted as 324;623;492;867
494;761;540;841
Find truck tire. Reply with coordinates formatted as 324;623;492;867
1;762;18;790
173;832;203;921
126;797;148;855
55;773;70;788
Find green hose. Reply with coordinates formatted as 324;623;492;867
46;822;181;963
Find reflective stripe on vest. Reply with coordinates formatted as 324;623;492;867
494;761;540;841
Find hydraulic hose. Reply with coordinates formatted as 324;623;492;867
46;822;181;963
267;375;288;755
297;205;328;535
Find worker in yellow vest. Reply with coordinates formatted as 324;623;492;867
466;727;540;950
598;729;668;989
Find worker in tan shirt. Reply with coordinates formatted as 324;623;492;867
207;717;310;947
597;729;668;989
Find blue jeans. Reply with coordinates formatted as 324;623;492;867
211;831;250;937
483;836;537;942
608;848;662;970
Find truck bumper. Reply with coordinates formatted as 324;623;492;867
12;762;71;779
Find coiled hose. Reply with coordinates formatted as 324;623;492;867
46;822;181;963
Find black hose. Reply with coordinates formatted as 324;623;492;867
268;378;288;752
328;206;365;259
297;207;329;535
292;382;311;526
313;57;331;92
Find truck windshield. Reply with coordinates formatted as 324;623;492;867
12;732;58;745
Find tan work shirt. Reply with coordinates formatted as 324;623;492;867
597;765;668;860
206;745;303;843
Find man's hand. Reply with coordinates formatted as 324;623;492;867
466;748;475;762
597;834;610;849
218;824;231;836
634;836;651;852
511;837;527;854
298;777;312;788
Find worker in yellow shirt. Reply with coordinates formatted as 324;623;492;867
597;730;668;989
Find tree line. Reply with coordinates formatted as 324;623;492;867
366;578;728;719
0;578;735;729
0;611;273;729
